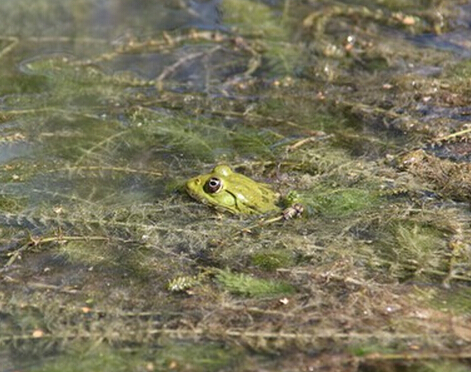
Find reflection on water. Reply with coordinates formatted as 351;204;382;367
0;0;223;38
0;139;30;163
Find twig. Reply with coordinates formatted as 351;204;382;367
0;36;18;59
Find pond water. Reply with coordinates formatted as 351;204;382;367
1;1;471;371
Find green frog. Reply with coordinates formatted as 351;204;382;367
185;165;303;218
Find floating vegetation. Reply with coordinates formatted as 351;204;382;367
307;186;377;218
252;250;295;271
215;269;295;298
398;149;471;202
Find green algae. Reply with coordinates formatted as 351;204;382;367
381;222;449;281
252;250;295;271
215;269;295;298
307;186;377;218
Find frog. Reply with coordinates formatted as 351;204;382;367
185;165;304;218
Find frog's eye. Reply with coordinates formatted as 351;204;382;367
205;177;222;194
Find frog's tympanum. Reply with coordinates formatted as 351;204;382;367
185;165;281;214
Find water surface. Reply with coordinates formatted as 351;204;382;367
1;1;471;371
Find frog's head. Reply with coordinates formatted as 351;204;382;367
185;165;239;213
186;165;281;214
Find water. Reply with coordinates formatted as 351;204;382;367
1;1;471;371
